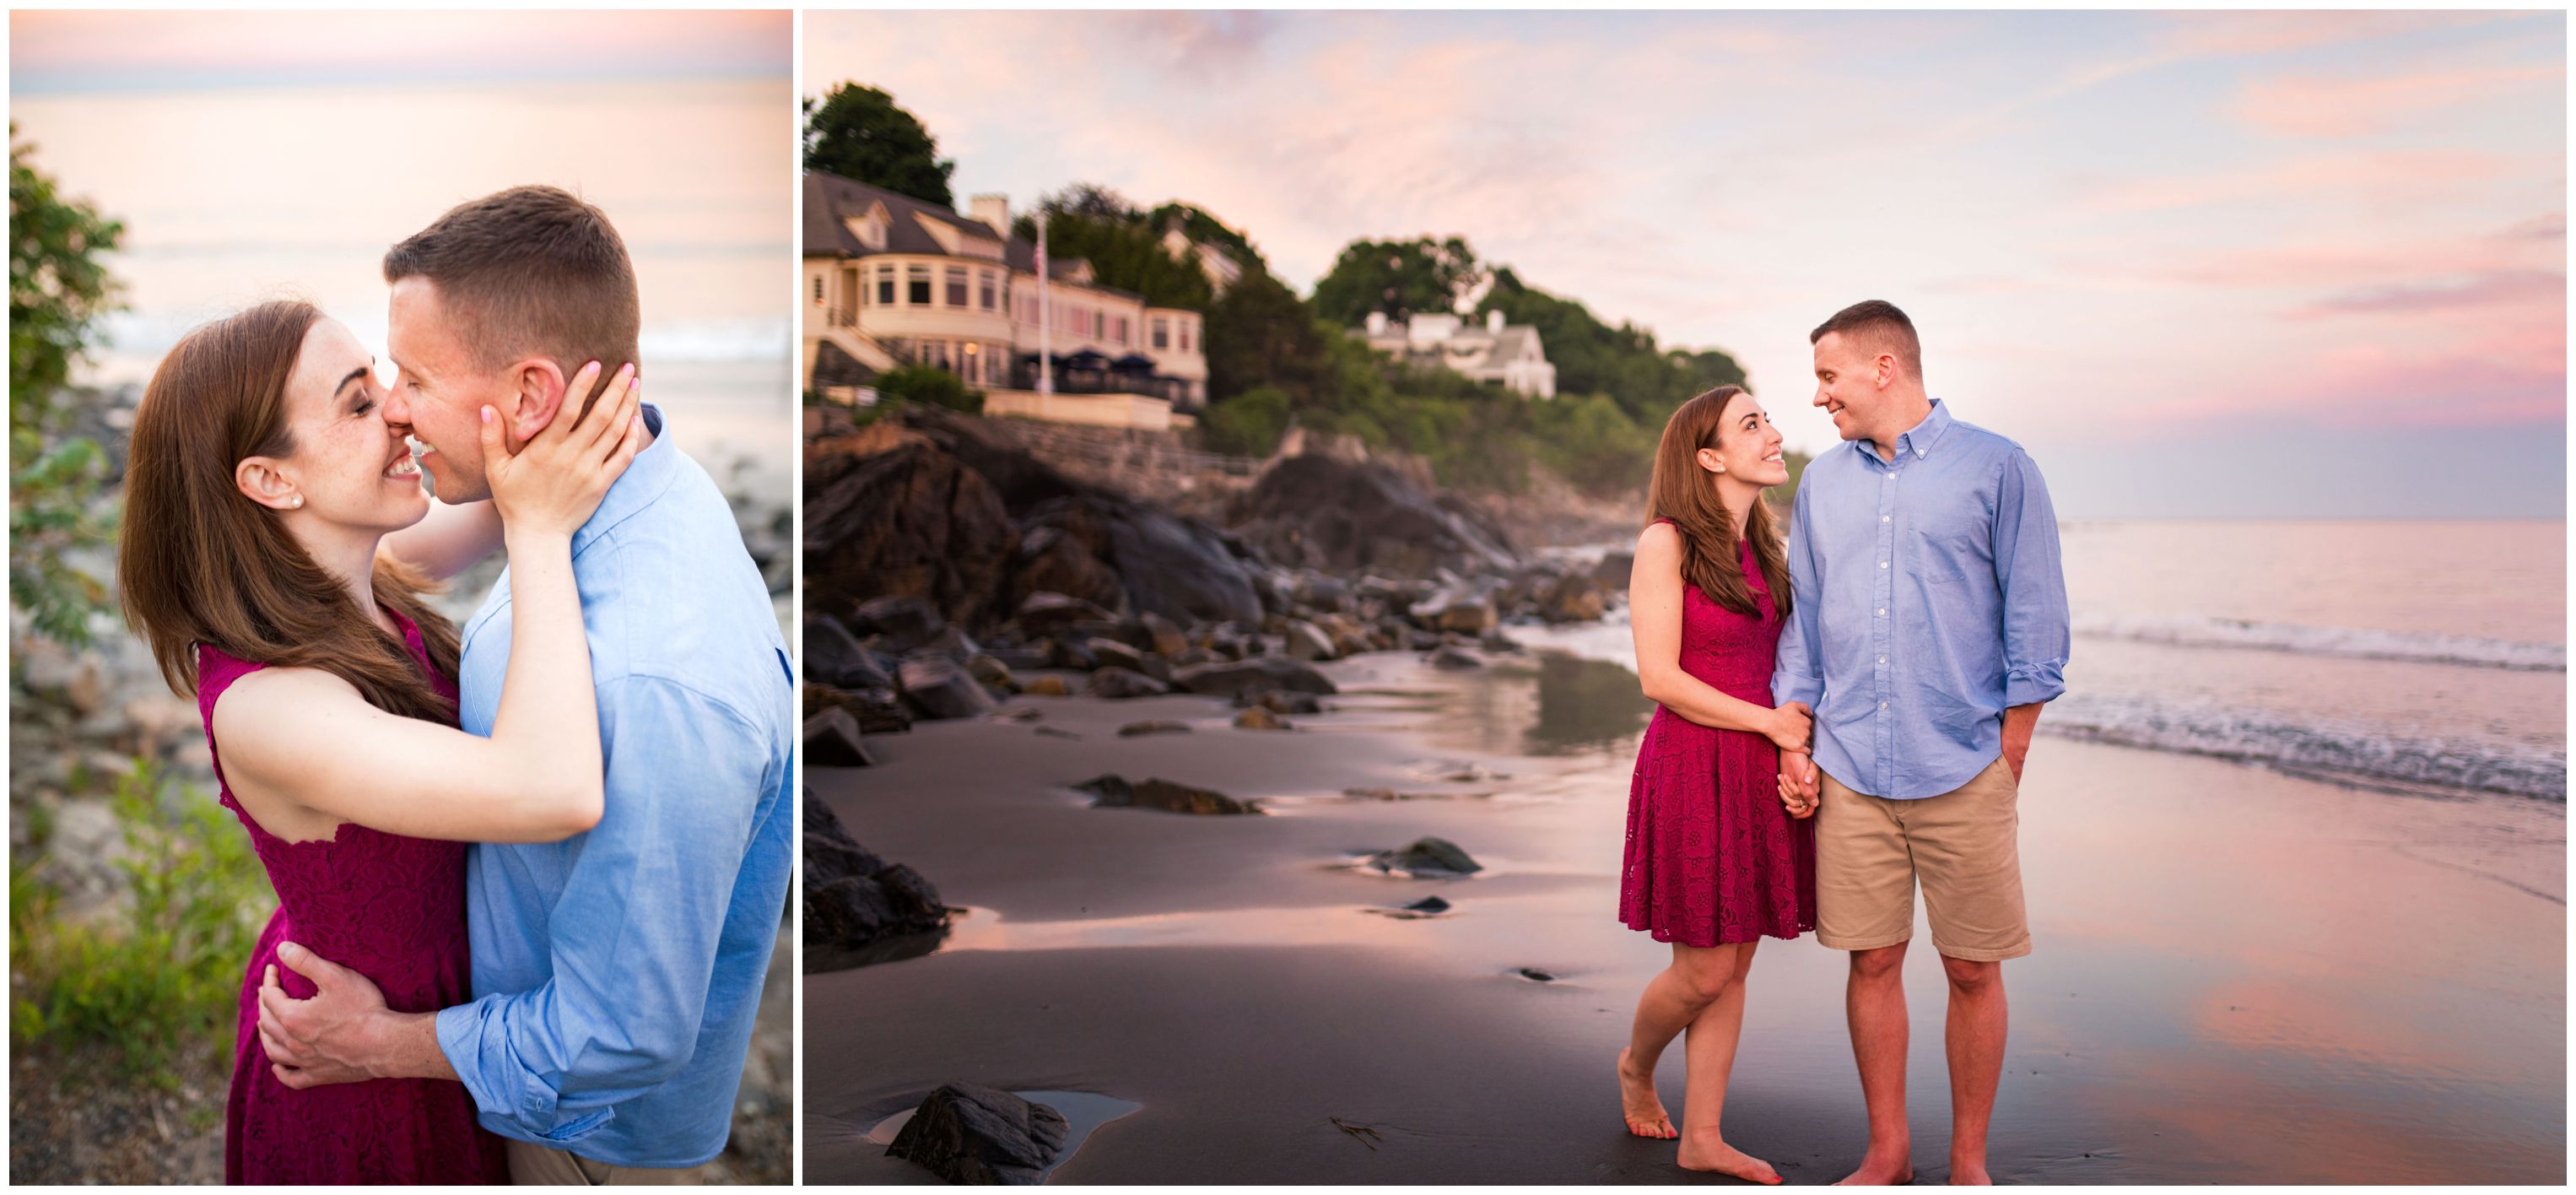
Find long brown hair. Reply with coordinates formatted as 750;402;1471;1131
1644;386;1792;619
117;300;462;721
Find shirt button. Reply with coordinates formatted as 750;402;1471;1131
1877;608;1886;616
1877;657;1886;663
1880;701;1889;709
1882;516;1890;522
1880;561;1888;569
1886;473;1896;480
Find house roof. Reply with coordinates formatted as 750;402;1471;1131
803;170;1143;301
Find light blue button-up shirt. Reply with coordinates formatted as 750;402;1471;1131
1773;400;2070;800
437;404;795;1167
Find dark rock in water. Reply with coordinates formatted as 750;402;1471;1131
1593;549;1635;591
1075;774;1262;815
805;439;1016;631
1428;646;1484;670
1232;706;1291;731
899;657;1001;720
805;707;873;768
853;595;951;653
1515;967;1556;982
1172;657;1337;700
1480;629;1523;653
1410;590;1498;635
1404;895;1452;914
1015;591;1116;638
1230;689;1324;716
1117;720;1192;738
1085;637;1148;676
802;799;948;954
1283;619;1337;662
806;684;915;735
807;616;892;689
1365;835;1483;878
885;1082;1067;1186
1087;667;1171;700
1229;454;1520;580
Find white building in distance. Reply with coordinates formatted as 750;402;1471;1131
1356;310;1557;398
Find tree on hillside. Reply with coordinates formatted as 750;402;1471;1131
1146;201;1270;277
1309;235;1486;326
1010;184;1213;311
1476;266;1746;425
802;83;956;207
10;125;124;647
1204;270;1328;403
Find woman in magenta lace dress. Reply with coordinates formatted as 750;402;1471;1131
1612;385;1818;1184
116;301;644;1183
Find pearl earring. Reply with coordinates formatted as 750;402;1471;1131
289;495;303;509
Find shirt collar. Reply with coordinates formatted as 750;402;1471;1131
573;401;677;555
1854;398;1954;464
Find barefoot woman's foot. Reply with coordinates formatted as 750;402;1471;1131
1945;1160;1991;1185
1616;1047;1676;1138
1678;1135;1785;1184
1831;1149;1915;1185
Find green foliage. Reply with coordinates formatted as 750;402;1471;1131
1309;235;1485;326
802;83;956;207
1205;270;1331;405
1477;266;1747;426
1012;186;1213;312
10;126;124;649
1198;385;1292;457
11;759;268;1083
875;365;982;415
1145;201;1269;277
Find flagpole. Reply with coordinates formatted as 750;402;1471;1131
1037;208;1053;397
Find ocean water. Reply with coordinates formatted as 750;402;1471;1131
1543;520;2568;803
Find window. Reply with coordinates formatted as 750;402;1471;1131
1152;316;1169;349
876;266;894;306
1113;316;1128;344
907;265;931;305
812;275;824;305
979;270;996;311
926;340;952;371
1179;320;1193;352
1092;310;1104;338
946;266;969;307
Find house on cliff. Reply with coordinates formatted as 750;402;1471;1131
802;170;1208;430
1355;310;1557;398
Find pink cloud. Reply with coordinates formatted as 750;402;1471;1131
2287;270;2565;319
11;10;785;80
2077;149;2514;215
2238;65;2562;138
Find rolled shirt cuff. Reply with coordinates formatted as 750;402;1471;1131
435;998;615;1145
2003;661;2067;708
1771;670;1823;710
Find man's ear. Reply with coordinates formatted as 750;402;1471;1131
505;357;570;449
1874;352;1899;391
235;456;301;511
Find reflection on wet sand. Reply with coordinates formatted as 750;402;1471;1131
812;643;2562;1184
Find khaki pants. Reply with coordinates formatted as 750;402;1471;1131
1814;754;2031;962
505;1138;703;1186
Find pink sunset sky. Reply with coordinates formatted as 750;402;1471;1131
807;10;2564;518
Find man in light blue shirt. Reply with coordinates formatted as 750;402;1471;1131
256;187;792;1182
1774;300;2068;1186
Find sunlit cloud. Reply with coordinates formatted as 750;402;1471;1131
2239;65;2561;138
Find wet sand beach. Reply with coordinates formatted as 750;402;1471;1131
807;638;2565;1184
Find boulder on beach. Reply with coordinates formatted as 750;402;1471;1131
1116;720;1192;738
806;616;892;689
1593;549;1636;591
1172;657;1337;700
1087;667;1172;700
1022;675;1072;698
1535;573;1607;624
1014;591;1116;639
802;799;948;951
1231;689;1324;716
1428;646;1484;670
805;439;1018;631
1283;619;1337;662
1228;454;1521;580
1084;637;1149;676
884;1082;1067;1186
1364;835;1484;878
807;684;915;736
1232;706;1292;731
1074;774;1262;815
899;657;1000;721
804;707;873;768
966;653;1016;689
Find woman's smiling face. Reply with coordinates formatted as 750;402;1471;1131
263;317;430;533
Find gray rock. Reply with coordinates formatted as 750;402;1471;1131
804;708;873;768
1283;619;1337;662
898;657;1000;721
1232;706;1292;731
805;616;890;689
1171;657;1337;700
1428;646;1484;670
1116;720;1193;738
1087;667;1172;700
1365;835;1483;879
1075;774;1261;815
884;1083;1067;1185
1015;591;1115;638
1084;637;1148;676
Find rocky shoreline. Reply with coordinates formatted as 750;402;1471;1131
800;405;1642;962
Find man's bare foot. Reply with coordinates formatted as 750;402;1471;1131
1615;1047;1675;1138
1832;1148;1914;1185
1946;1159;1991;1185
1678;1134;1785;1184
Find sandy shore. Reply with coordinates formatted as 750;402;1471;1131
806;643;2565;1184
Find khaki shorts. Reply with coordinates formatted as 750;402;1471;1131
1814;754;2029;962
505;1138;703;1186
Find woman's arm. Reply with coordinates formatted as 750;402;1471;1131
377;499;503;581
213;363;645;845
1628;522;1811;749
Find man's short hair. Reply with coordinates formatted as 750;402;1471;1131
1810;300;1921;378
384;186;640;387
